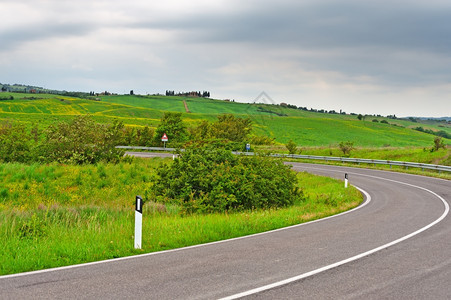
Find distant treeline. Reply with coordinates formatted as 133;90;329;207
414;127;451;139
165;90;210;98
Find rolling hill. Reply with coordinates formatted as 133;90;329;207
0;92;449;147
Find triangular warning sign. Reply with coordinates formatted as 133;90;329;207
161;133;168;141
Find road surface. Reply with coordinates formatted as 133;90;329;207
1;163;449;299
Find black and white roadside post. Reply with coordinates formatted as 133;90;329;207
345;173;349;188
135;196;143;249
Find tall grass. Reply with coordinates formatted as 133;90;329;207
0;160;362;275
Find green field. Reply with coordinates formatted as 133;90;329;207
1;92;449;148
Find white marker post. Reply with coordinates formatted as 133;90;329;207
134;196;143;249
345;173;349;188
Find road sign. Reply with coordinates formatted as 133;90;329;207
246;143;251;151
161;133;168;142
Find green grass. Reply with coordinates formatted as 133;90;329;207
0;159;362;275
256;145;450;165
254;116;435;146
1;93;448;147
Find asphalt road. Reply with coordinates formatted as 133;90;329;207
1;163;450;299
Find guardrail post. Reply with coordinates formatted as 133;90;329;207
345;173;348;188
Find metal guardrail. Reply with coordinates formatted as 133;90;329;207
116;146;451;173
116;146;177;151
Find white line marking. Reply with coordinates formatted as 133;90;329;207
219;169;449;300
0;185;370;280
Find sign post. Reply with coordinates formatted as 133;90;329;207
345;173;348;188
161;133;168;148
134;196;143;249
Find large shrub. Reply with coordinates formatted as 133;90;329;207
39;116;125;164
153;112;188;147
0;121;34;163
151;142;303;213
190;114;253;143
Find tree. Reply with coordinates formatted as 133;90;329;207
339;141;355;156
130;90;134;95
285;139;297;154
41;116;124;164
153;112;188;146
189;120;213;141
357;114;363;121
433;137;446;152
210;114;252;142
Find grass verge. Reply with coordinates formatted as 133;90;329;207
0;160;362;276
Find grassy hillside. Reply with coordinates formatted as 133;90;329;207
0;92;449;147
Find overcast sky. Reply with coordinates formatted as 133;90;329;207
1;0;450;117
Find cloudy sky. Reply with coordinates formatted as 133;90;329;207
1;0;450;117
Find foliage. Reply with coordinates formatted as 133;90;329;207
40;115;125;164
0;158;362;275
339;141;355;156
209;114;252;142
190;114;253;145
414;126;451;139
0;116;125;164
189;120;213;140
432;136;446;152
285;139;298;154
0;121;35;163
122;126;154;146
153;112;188;146
151;142;303;213
249;135;275;145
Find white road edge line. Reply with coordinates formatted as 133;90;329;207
1;185;370;280
219;171;449;300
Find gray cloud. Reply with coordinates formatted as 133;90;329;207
1;0;450;117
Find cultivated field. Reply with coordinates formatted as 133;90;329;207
1;92;449;148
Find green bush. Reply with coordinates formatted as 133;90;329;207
153;112;188;147
285;139;298;154
151;142;303;213
190;114;253;143
249;135;275;145
339;141;355;156
0;121;34;163
38;116;125;164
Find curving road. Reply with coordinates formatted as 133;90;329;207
1;163;450;299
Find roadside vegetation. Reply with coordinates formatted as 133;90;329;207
0;89;448;276
0;158;362;275
255;144;450;166
152;142;302;213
